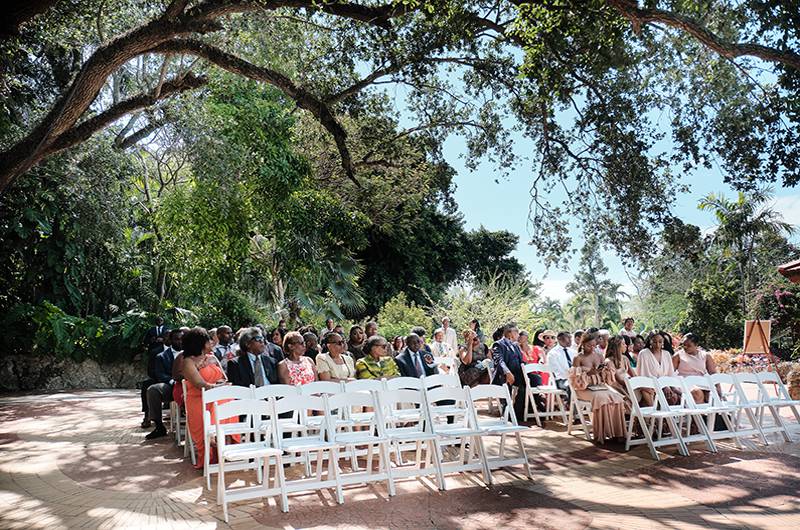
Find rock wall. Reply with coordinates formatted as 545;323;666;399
0;355;144;392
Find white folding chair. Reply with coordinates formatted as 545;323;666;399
734;373;792;443
523;363;568;426
656;376;717;454
756;371;800;437
344;379;385;393
252;384;300;400
326;391;396;498
385;377;424;391
300;381;345;396
757;372;800;424
377;388;445;489
566;377;593;441
624;376;688;460
181;379;196;466
202;385;256;489
423;373;461;390
708;373;768;445
214;399;285;523
272;394;342;505
468;384;532;479
425;386;492;486
679;375;742;448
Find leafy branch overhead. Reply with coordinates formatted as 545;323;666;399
1;0;799;262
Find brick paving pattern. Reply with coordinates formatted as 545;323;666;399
0;389;798;529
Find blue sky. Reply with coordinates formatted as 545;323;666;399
442;132;800;303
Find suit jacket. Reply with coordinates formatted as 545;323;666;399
265;343;285;363
227;353;278;387
491;338;523;385
154;347;176;384
395;348;439;378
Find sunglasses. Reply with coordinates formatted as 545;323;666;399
542;335;555;339
251;336;265;343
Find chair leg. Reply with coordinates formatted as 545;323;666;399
381;441;396;496
516;432;532;479
330;447;344;505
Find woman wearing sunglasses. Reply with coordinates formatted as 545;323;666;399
277;331;318;385
315;331;355;382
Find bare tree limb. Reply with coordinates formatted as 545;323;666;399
117;118;168;150
46;73;206;155
151;38;359;185
607;0;800;71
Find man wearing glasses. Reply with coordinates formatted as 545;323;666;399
226;327;278;388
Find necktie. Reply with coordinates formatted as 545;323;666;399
253;356;265;387
415;353;424;377
565;347;572;367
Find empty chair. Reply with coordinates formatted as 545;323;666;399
272;394;343;505
468;384;532;479
202;384;257;489
423;373;461;390
734;373;792;443
656;376;717;454
214;399;285;523
425;385;492;486
756;371;800;432
299;380;345;396
523;363;568;427
343;379;384;393
252;384;300;401
708;372;768;445
624;376;688;460
377;388;445;489
326;391;396;499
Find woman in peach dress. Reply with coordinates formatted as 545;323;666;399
604;336;635;396
568;333;627;443
182;326;237;470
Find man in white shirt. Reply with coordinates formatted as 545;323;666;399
436;317;459;354
549;331;576;403
620;317;637;338
430;329;455;372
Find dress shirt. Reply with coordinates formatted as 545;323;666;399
549;346;575;380
248;352;269;387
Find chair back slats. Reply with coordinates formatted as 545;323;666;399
385;377;424;391
252;384;299;400
423;373;460;390
344;379;384;393
300;381;344;396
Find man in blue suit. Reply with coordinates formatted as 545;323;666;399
396;333;439;378
492;323;526;420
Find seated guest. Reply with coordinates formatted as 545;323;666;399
620;317;637;338
549;331;575;403
659;330;676;355
573;329;584;352
303;332;320;361
391;336;405;358
355;335;400;379
182;326;235;470
604;336;635;396
145;328;184;439
468;318;485;342
636;332;680;406
491;323;526;420
673;333;717;403
430;329;456;373
396;333;438;378
324;318;335;333
278;331;318;385
334;324;345;336
411;326;432;354
458;329;491;387
620;335;636;368
140;327;170;428
519;330;545;411
212;325;236;369
260;325;285;362
596;329;610;355
631;334;645;365
568;333;627;443
316;332;356;382
227;327;278;387
347;325;366;360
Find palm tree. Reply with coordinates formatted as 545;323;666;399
699;188;795;315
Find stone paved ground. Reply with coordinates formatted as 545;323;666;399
0;389;799;529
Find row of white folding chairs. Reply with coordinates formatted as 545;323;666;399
625;371;799;461
522;362;569;426
211;383;532;522
195;374;465;489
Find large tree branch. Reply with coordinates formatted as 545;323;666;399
151;38;358;185
607;0;800;72
46;74;206;155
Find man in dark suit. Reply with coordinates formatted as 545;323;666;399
145;328;184;440
492;323;526;420
227;327;278;387
396;333;439;378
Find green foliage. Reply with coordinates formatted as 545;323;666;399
195;289;271;330
429;274;543;339
680;265;743;349
376;293;430;341
566;237;627;329
0;301;151;363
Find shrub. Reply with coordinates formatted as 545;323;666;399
376;293;430;341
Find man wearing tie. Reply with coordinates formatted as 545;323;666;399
491;323;526;420
550;331;576;403
227;327;278;388
395;333;439;378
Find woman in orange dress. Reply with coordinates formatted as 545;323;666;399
182;326;236;470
